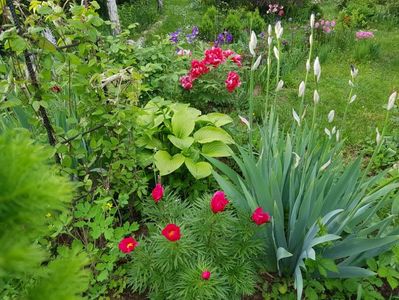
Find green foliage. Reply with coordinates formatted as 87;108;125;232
353;39;381;62
119;0;159;35
223;9;243;38
136;97;234;179
200;6;218;40
245;8;266;34
0;130;89;299
126;191;265;299
210;113;399;299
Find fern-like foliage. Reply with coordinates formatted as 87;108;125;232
126;192;266;299
0;130;89;299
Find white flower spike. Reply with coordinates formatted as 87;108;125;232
313;90;320;104
292;109;301;126
324;128;331;139
275;21;283;39
273;46;279;60
387;91;397;111
376;127;381;145
309;34;313;46
276;80;284;92
328;110;335;123
268;24;272;36
349;80;354;87
350;66;359;78
310;14;315;29
350;95;357;104
268;36;272;46
251;55;262;70
249;31;257;57
298;81;305;97
306;59;311;72
314;57;321;82
336;130;340;142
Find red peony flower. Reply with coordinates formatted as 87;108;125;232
50;85;62;93
118;236;139;253
189;59;209;79
210;191;229;213
203;47;225;67
180;75;194;90
151;183;164;203
202;270;211;280
251;207;271;225
230;54;242;67
162;223;181;242
225;71;241;93
223;49;235;58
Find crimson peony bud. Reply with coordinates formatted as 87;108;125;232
151;183;164;203
251;207;271;225
118;236;139;253
210;191;229;213
162;224;181;242
202;270;211;280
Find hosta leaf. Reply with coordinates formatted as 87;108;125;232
168;135;194;150
198;113;233;127
194;126;234;144
172;109;195;138
154;151;185;176
185;158;212;179
202;141;232;157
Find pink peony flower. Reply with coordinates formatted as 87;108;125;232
189;59;209;79
230;54;242;67
331;20;336;27
203;47;225;67
180;75;194;90
225;71;241;93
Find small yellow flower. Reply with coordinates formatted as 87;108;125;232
46;212;52;218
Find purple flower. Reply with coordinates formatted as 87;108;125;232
169;29;181;44
215;30;233;46
186;26;199;43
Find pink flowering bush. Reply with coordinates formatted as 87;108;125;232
314;18;337;34
179;47;242;93
356;31;374;40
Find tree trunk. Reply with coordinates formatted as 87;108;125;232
106;0;121;35
157;0;163;12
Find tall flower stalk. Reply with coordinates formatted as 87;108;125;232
299;14;315;116
264;25;273;118
248;31;258;153
273;21;283;107
342;66;358;127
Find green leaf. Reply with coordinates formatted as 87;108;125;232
202;141;232;157
198;113;233;127
172;109;195;138
168;135;194;150
154;151;185;176
194;126;234;144
185;158;212;179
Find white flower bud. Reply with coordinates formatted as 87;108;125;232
251;55;262;71
314;57;321;82
249;31;257;57
298;81;305;97
313;90;320;104
328;110;335;123
292;109;301;126
310;14;315;29
276;80;284;92
273;46;279;60
350;94;357;104
387;91;397;111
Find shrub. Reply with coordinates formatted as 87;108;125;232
125;190;267;299
0;130;89;299
119;0;159;35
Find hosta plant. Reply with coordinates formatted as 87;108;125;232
123;187;269;299
136;97;235;179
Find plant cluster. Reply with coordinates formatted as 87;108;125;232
135;97;234;179
179;47;242;92
122;186;271;299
